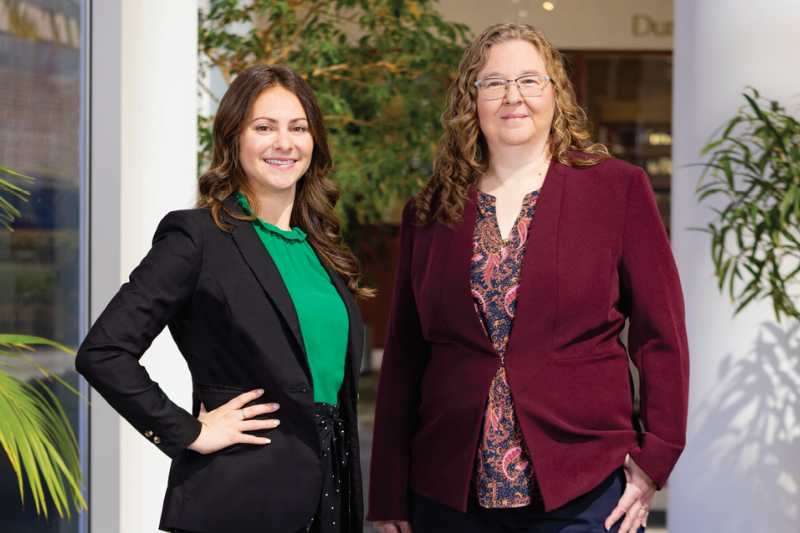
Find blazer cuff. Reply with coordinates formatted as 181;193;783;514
366;469;411;522
366;493;409;523
628;432;685;489
129;408;203;459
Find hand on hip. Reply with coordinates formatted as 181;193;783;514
187;388;280;454
604;454;656;533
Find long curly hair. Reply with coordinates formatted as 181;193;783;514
416;22;610;227
197;64;373;299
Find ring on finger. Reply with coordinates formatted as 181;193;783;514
240;408;247;421
640;505;648;512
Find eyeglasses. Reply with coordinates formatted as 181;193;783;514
473;74;552;100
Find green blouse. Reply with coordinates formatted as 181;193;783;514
237;194;349;405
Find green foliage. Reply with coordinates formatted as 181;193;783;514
0;165;85;518
0;163;33;230
198;0;470;247
0;335;86;519
697;88;800;322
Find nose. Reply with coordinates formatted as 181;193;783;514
273;128;293;151
504;81;524;105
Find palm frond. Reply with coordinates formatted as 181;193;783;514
0;335;86;519
0;163;34;231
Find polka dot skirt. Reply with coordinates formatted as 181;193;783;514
303;402;351;533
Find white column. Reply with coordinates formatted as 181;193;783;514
670;2;800;532
90;1;197;532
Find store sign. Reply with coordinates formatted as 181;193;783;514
632;14;673;38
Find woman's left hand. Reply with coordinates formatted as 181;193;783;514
604;454;657;532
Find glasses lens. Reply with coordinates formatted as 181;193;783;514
478;79;507;99
517;75;547;96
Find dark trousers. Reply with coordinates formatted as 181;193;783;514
173;521;315;533
173;529;313;533
410;468;645;533
173;527;307;533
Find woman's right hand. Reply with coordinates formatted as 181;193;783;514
187;388;280;454
374;521;413;533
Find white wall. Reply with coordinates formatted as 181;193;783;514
670;1;800;532
90;1;197;531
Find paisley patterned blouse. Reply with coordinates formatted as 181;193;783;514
471;189;540;508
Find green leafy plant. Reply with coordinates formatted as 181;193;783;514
0;165;86;519
697;88;800;322
198;0;470;249
0;336;86;520
0;163;33;231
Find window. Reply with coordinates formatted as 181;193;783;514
564;51;673;232
0;1;87;530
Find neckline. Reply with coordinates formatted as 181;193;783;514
256;220;307;242
476;189;541;243
477;188;541;202
236;192;307;242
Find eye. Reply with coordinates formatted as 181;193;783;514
256;125;271;132
291;125;308;132
485;80;504;88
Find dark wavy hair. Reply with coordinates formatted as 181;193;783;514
416;22;611;227
197;64;373;299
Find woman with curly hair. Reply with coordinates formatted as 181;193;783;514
368;23;688;533
77;64;370;533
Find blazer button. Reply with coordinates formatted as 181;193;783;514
153;436;161;444
144;430;153;438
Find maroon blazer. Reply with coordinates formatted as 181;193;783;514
367;157;689;520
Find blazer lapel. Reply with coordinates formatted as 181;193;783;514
223;201;308;360
440;185;497;356
506;161;565;390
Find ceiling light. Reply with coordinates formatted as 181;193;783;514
543;2;555;10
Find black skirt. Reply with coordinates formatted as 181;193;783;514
302;402;352;533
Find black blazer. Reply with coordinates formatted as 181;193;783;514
76;200;365;533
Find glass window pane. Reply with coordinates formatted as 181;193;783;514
566;52;673;233
0;0;85;531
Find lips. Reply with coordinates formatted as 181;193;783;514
501;114;529;120
263;158;297;166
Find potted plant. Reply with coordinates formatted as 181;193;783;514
697;88;800;322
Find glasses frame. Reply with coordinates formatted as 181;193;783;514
473;74;552;100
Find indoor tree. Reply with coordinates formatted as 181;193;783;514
198;0;470;249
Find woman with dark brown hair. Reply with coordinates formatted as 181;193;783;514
368;23;688;533
76;64;370;533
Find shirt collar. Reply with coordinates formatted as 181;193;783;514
236;193;307;242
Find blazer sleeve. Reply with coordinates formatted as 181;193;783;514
367;199;432;522
619;168;690;489
75;211;204;458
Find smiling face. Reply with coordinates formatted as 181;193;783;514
238;86;314;201
475;39;556;156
